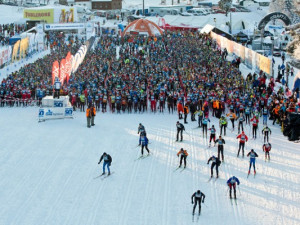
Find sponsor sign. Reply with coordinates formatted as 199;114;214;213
24;9;54;23
44;23;85;31
39;107;73;120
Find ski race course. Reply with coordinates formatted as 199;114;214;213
0;107;300;225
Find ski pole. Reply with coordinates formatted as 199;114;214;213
185;130;191;136
225;187;229;196
238;186;242;196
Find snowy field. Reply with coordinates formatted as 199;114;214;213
0;107;300;225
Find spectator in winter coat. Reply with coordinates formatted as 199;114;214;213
86;104;96;128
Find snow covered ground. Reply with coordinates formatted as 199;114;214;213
0;107;299;225
0;5;24;24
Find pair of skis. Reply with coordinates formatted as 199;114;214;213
93;172;114;180
173;166;186;172
207;177;218;182
247;172;256;178
134;153;151;161
192;212;201;222
230;198;238;205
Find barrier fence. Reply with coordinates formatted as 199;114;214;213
210;31;272;75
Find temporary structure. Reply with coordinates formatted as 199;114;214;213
122;19;163;37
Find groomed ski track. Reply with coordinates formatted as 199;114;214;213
0;107;299;225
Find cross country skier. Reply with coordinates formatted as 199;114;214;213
215;135;225;162
138;123;146;145
202;116;210;138
262;106;269;125
191;190;206;215
207;155;221;178
176;121;185;142
247;149;258;176
226;111;237;130
194;108;204;127
262;125;272;143
219;116;227;136
262;143;271;161
98;152;112;176
227;176;240;199
208;125;216;147
177;148;188;168
237;113;245;134
140;134;150;156
236;131;248;157
251;116;259;139
245;106;251;124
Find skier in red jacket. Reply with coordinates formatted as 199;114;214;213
236;131;248;157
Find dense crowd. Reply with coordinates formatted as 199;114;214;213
0;23;26;46
0;31;299;133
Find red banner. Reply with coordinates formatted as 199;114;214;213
60;58;66;85
52;61;59;85
65;51;72;83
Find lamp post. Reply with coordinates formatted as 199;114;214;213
143;0;145;16
214;18;216;32
271;36;274;78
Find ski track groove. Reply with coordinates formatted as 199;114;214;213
118;141;143;225
63;163;97;225
0;135;35;216
161;124;173;225
9;144;66;225
87;163;109;225
43;148;91;224
141;127;160;225
85;135;128;225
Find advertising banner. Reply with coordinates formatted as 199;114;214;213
239;44;245;61
24;8;54;23
0;46;12;66
36;24;44;51
65;52;72;83
244;48;253;69
44;23;85;31
38;107;73;121
86;23;94;40
60;58;66;85
19;37;29;59
52;61;59;85
12;40;20;63
229;40;234;54
259;54;271;75
210;31;271;75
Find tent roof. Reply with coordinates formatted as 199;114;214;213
122;19;163;37
235;31;248;37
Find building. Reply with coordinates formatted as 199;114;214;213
74;0;122;10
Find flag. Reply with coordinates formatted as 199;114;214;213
60;58;66;85
52;61;59;85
